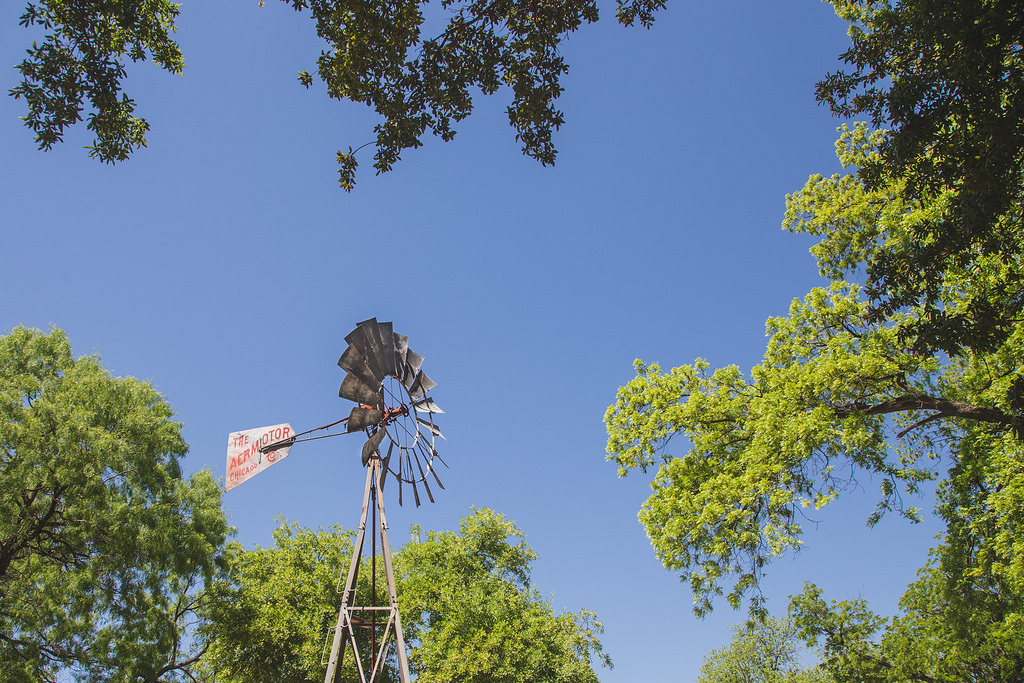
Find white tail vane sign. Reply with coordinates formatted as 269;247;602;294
225;423;294;492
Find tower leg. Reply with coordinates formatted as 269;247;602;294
374;462;412;682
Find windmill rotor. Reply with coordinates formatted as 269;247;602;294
338;318;445;506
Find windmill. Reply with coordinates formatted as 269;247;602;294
225;318;446;683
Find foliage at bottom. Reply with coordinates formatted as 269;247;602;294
201;508;610;682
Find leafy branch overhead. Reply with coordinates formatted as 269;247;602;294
10;0;184;163
285;0;601;191
10;0;668;190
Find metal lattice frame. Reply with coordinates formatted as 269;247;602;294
323;457;411;683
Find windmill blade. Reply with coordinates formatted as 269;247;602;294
406;450;421;507
345;323;386;382
409;371;437;400
356;318;389;381
362;319;389;380
411;397;444;414
377;321;397;377
416;441;445;490
393;334;409;383
345;317;376;349
361;428;387;467
338;343;380;388
339;373;381;407
430;466;445;491
402;350;424;388
416;416;445;439
348;407;384;432
413;451;435;504
380;441;394;490
397;454;404;505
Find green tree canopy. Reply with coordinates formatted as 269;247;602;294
605;125;1023;619
0;325;234;682
816;0;1024;367
200;520;366;682
398;508;609;683
790;558;1024;681
697;616;831;683
202;508;610;682
607;119;1024;675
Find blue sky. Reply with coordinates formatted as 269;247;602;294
1;1;945;679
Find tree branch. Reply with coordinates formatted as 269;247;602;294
833;394;1013;429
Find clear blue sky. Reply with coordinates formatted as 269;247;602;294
1;1;944;679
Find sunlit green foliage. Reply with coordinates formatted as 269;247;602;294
606;121;1023;611
399;507;609;682
0;325;233;682
203;508;610;682
606;117;1024;675
697;616;832;683
200;521;369;682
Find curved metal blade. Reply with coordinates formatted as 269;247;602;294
348;406;384;432
416;416;445;439
416;441;446;490
345;317;375;350
345;323;385;382
355;318;388;381
409;371;437;400
361;428;387;467
339;373;381;407
380;441;394;490
377;321;397;377
393;334;409;383
414;451;435;504
402;350;424;388
406;450;421;507
338;343;380;388
411;397;444;414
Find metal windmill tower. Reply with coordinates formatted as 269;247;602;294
225;318;446;683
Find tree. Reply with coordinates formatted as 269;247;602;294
816;0;1024;370
202;508;610;682
697;616;831;683
397;507;609;683
10;0;667;191
0;325;234;682
199;521;371;682
605;124;1024;672
790;561;1024;682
